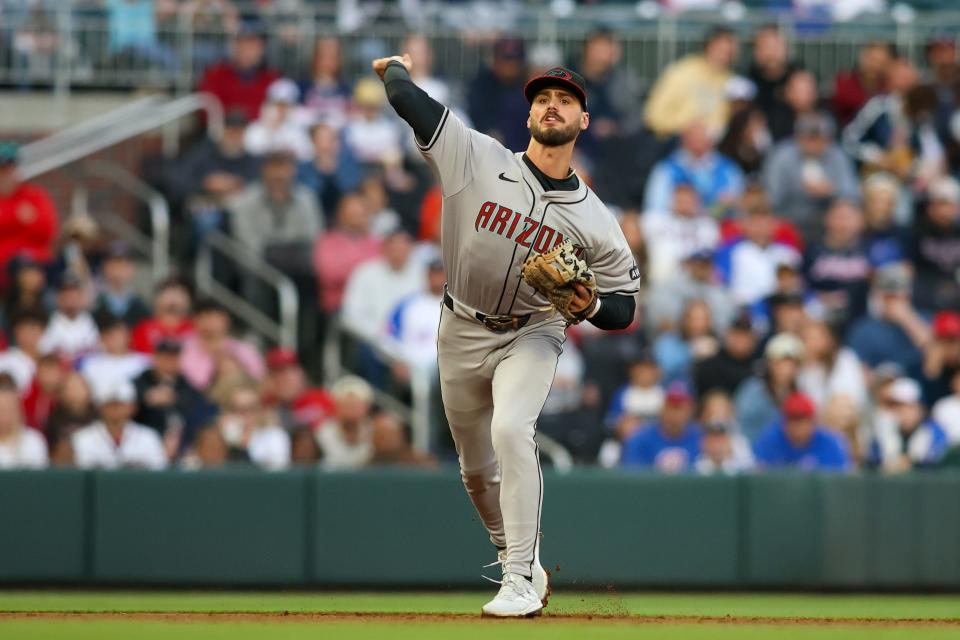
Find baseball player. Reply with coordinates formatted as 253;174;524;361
373;54;639;617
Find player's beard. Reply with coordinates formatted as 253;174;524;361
529;116;580;147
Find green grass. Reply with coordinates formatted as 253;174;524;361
2;591;959;640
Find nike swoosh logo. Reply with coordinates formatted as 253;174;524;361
498;172;518;183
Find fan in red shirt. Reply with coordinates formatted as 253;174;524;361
831;40;895;128
131;278;195;354
0;142;59;294
198;21;281;122
262;347;334;431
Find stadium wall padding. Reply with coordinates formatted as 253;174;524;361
3;469;960;588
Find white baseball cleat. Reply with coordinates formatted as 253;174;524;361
481;572;544;618
487;548;551;607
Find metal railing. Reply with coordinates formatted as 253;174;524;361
69;160;171;283
196;230;300;351
5;3;960;97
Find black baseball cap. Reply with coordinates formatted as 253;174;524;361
524;67;588;110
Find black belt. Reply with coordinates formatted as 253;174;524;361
443;290;531;334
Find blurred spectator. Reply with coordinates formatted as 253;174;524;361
78;314;151;395
314;193;382;314
130;278;194;354
72;379;168;470
844;61;944;189
869;377;949;472
753;391;852;471
641;182;720;285
290;424;321;465
763;111;860;243
261;347;334;432
92;242;150;328
39;273;99;362
653;299;719;383
46;372;96;450
179;423;229;470
299;36;353;131
178;0;240;69
576;28;642;157
910;176;960;312
643;121;745;218
0;309;46;392
862;173;910;268
763;287;809;340
358;174;403;238
205;352;256;408
3;253;52;332
179;299;265;391
467;37;530;151
802;200;871;322
317;375;376;470
921;311;960;405
197;21;280;121
133;338;217;452
344;78;405;167
832;40;895;128
605;351;664;443
227;149;322;259
846;264;930;373
646;248;735;337
695;418;755;475
243;78;313;161
105;0;177;71
216;383;290;470
370;410;436;467
0;142;58;292
297;122;364;218
693;313;758;398
382;258;444;378
171;110;259;248
715;191;801;306
748;25;801;129
717;106;772;176
22;353;65;436
932;369;960;444
0;382;48;469
797;318;868;412
621;380;702;473
735;333;803;441
404;33;454;106
768;69;823;142
644;26;738;138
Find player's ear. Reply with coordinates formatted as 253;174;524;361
580;111;590;131
526;114;531;130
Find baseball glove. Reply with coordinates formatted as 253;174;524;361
521;240;597;324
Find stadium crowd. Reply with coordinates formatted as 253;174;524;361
2;17;960;475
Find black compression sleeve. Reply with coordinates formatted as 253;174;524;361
383;61;446;146
587;293;636;331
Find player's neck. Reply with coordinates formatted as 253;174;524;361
524;141;574;180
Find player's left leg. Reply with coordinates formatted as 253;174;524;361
489;321;565;580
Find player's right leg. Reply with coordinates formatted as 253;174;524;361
437;304;505;550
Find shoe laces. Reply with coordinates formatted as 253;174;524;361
481;550;508;585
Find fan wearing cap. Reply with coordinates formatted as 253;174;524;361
734;333;804;442
77;314;151;393
197;21;280;122
71;379;168;470
0;142;59;293
752;391;851;471
244;78;313;161
911;176;960;312
38;272;99;363
846;264;930;373
869;378;949;473
372;48;640;617
920;311;960;405
132;338;217;454
262;348;334;431
92;242;150;328
640;181;720;286
621;380;702;473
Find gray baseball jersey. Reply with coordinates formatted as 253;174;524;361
419;108;641;316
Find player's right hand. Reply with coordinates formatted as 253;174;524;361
371;53;412;81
